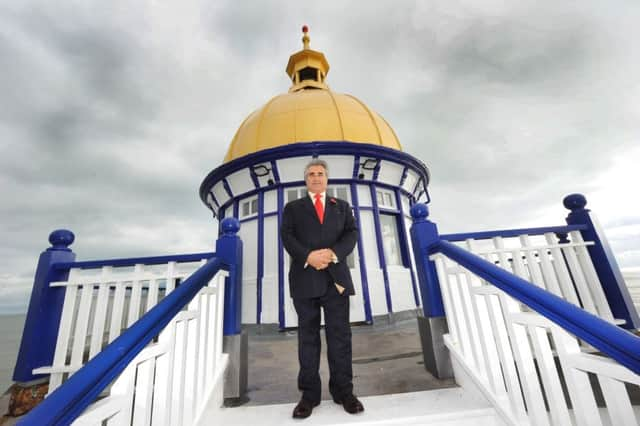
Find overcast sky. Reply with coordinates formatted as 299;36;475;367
1;1;639;314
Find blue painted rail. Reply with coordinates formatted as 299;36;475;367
410;198;640;377
435;239;640;375
18;257;225;426
17;217;243;425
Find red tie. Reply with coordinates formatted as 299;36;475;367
314;193;324;224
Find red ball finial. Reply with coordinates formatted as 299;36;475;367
302;25;309;34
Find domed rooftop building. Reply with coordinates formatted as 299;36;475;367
200;27;430;328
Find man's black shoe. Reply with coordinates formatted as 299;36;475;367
333;394;364;414
292;399;320;419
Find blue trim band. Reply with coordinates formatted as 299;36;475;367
411;177;421;198
441;225;588;242
396;190;420;307
399;166;409;187
233;199;239;220
215;178;413;218
249;167;260;189
200;142;430;210
54;252;215;270
370;184;393;313
352;155;360;179
209;190;220;210
271;160;281;183
277;186;285;329
372;159;381;181
222;178;234;199
256;192;265;324
350;182;372;322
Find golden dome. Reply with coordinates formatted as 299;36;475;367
223;27;402;163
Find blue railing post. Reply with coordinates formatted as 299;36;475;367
564;194;640;329
409;204;452;379
214;217;247;402
13;230;76;384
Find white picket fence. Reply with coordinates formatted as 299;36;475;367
624;270;640;313
34;259;210;392
73;271;228;426
434;231;640;426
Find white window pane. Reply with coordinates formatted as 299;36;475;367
385;193;393;207
380;214;402;266
377;191;384;204
242;202;250;217
287;190;297;202
251;199;258;213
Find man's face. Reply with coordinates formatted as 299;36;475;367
305;165;328;194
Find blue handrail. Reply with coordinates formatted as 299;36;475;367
440;224;587;242
434;240;640;375
53;251;215;270
19;257;225;426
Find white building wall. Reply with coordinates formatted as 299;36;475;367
359;210;387;315
261;215;279;323
240;220;258;323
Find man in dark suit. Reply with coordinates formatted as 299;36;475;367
281;159;364;419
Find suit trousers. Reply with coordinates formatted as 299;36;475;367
293;283;353;404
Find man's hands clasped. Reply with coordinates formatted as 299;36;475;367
306;248;336;270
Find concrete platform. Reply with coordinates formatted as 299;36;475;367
214;388;501;426
243;316;457;406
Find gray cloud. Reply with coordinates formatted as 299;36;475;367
1;0;638;314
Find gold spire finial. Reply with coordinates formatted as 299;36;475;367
302;25;310;49
286;25;330;92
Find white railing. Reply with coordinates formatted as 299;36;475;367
34;259;210;394
433;233;640;426
72;271;228;426
445;231;619;325
623;270;640;313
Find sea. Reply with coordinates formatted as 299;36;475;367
0;314;26;394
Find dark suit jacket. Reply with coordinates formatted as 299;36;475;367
281;195;358;299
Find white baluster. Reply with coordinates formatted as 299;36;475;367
109;280;126;343
544;233;581;306
551;325;603;426
71;278;96;368
598;375;638;426
561;240;598;314
570;231;615;322
127;264;145;327
89;266;113;359
528;325;572;425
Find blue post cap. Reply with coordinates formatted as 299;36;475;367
410;203;430;222
48;229;75;251
220;217;240;236
563;193;587;211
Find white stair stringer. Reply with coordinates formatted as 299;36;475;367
202;387;506;426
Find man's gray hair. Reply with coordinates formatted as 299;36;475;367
304;159;329;178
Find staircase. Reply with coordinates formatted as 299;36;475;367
208;388;503;426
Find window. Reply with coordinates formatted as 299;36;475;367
376;189;396;209
240;196;259;219
286;188;306;202
299;66;317;82
380;214;402;266
287;186;350;203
